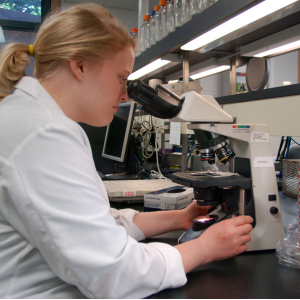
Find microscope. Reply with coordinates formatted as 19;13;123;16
127;80;283;251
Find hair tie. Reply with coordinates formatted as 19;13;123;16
29;44;34;57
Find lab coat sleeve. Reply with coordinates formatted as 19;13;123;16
4;123;186;299
110;208;145;241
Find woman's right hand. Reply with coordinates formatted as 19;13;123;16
175;215;253;273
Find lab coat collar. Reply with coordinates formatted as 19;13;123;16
14;76;65;115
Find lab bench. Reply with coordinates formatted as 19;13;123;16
146;231;300;298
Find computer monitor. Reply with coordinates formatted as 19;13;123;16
102;101;136;162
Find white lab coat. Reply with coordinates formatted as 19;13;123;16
0;77;186;299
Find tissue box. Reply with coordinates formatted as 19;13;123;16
144;186;194;212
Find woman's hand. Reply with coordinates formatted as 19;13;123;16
177;200;214;231
175;215;253;273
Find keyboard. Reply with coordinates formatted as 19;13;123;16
103;179;181;202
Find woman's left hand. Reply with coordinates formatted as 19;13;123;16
178;200;214;231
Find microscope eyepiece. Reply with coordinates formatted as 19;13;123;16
127;80;183;119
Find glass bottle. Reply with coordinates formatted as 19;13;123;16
139;21;145;54
160;0;168;39
132;28;139;56
198;0;205;12
182;0;191;24
204;0;215;9
149;10;156;46
144;15;151;49
154;5;161;42
190;0;200;17
174;0;183;29
167;0;175;33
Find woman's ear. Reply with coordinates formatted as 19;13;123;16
69;60;85;81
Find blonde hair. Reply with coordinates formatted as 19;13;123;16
0;3;136;100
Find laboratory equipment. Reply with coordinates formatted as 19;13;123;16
102;101;136;162
127;79;283;251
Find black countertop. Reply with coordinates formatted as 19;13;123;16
145;231;300;299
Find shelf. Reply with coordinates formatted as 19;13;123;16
216;83;300;105
133;0;300;82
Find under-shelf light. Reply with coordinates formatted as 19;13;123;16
128;58;171;80
254;40;300;57
240;23;300;58
181;0;298;51
190;65;230;80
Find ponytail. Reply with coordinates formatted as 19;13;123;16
0;43;31;100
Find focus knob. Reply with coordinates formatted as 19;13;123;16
270;206;278;215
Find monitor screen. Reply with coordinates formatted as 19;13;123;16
102;101;136;162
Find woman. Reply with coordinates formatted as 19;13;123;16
0;3;253;298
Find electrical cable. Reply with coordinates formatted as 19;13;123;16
185;143;196;172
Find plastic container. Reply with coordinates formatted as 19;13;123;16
154;5;161;42
149;10;156;46
174;0;183;28
160;0;168;39
144;15;151;50
132;28;139;56
167;0;175;33
182;0;191;24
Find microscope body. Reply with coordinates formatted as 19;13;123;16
127;80;283;251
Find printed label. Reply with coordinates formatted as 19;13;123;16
252;132;269;142
232;125;250;133
123;191;136;197
253;157;273;168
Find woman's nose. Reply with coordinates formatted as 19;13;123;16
119;84;128;102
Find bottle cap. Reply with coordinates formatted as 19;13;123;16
159;0;167;6
132;28;138;33
154;5;160;11
143;15;150;20
149;10;155;17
